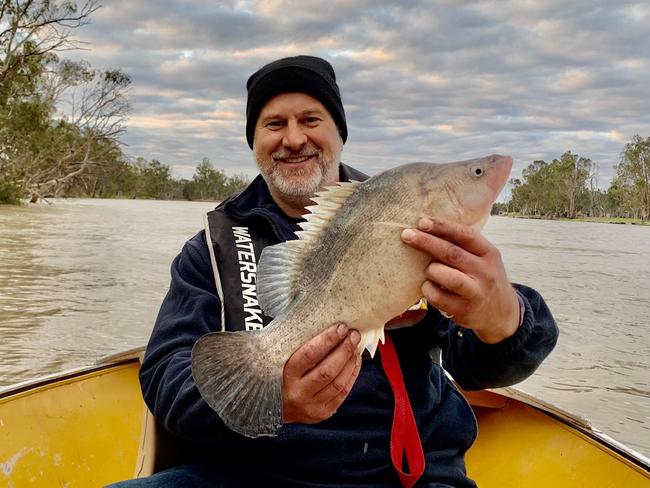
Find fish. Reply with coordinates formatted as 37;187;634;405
191;154;513;438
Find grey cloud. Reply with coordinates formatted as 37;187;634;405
60;0;650;189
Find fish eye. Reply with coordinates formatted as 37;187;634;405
470;165;484;178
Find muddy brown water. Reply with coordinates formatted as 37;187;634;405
1;199;648;457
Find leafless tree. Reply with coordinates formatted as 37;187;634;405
0;1;134;201
24;67;131;199
1;0;99;89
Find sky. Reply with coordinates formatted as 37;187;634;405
64;0;650;196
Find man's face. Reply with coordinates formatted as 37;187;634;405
253;92;342;207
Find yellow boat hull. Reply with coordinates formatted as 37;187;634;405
465;389;650;487
1;353;648;487
0;358;147;487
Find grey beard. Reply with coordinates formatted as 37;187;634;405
254;134;343;204
266;160;325;198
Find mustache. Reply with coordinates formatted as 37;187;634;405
271;146;320;160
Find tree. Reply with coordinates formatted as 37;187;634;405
510;160;553;215
189;158;227;200
0;1;132;203
553;151;594;218
223;172;249;197
23;67;131;199
508;153;594;218
0;1;99;89
183;159;250;201
63;139;136;198
137;159;174;199
0;0;99;130
615;135;650;221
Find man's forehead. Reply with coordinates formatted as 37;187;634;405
259;92;329;117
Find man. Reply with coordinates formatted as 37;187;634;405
110;55;558;487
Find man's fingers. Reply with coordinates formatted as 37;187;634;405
301;330;360;396
283;329;361;424
285;323;350;378
418;217;491;257
322;354;362;413
422;280;469;321
313;346;362;403
401;228;477;272
425;262;479;299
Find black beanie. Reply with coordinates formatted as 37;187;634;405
245;55;347;149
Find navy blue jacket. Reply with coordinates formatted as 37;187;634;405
139;165;558;487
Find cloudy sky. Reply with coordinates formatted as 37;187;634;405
66;0;650;194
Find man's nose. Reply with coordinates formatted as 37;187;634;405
282;120;307;151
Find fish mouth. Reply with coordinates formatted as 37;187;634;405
486;155;513;194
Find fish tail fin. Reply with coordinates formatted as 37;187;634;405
191;330;284;438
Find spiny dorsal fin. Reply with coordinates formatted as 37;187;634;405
297;180;361;238
257;180;361;318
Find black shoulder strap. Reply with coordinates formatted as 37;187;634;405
204;208;279;332
340;162;369;182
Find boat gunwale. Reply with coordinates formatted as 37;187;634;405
0;356;140;401
484;386;650;474
527;403;650;474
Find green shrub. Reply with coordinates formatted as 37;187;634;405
0;180;23;205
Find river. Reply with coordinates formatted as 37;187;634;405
0;198;648;458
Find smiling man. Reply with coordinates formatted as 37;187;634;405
109;55;558;488
247;57;346;217
252;91;342;216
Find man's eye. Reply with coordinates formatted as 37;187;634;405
304;117;321;125
265;121;283;129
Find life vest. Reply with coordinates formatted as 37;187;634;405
203;207;279;332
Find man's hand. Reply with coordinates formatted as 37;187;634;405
283;323;361;424
401;217;520;344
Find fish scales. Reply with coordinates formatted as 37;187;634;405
192;155;513;438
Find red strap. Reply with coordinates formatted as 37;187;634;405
378;333;425;488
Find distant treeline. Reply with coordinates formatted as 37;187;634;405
492;135;650;222
63;157;250;202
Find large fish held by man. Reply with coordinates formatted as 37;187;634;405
191;154;513;438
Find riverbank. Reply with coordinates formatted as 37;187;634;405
500;214;650;226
